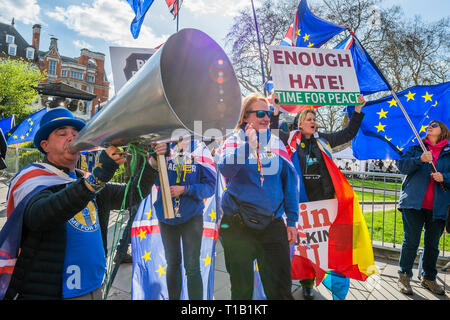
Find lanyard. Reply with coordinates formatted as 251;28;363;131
253;145;264;187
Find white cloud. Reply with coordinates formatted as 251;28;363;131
45;0;168;48
0;0;41;25
183;0;257;18
73;39;93;50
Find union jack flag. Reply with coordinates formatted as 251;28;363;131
165;0;182;19
0;163;73;299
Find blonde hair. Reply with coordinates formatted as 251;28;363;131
297;107;316;130
235;93;269;130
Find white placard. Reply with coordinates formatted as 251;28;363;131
269;45;360;106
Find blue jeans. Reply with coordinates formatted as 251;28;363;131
159;214;203;300
398;208;445;280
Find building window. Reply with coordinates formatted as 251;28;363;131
87;86;94;93
70;71;83;80
26;47;35;60
8;44;17;56
86;75;94;83
5;34;14;44
61;70;68;77
48;60;56;75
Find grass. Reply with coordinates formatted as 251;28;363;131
355;191;397;202
347;178;402;191
363;209;449;253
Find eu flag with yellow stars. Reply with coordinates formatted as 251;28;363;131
131;183;220;299
6;108;46;146
281;0;346;48
347;82;450;160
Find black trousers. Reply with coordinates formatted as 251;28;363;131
221;216;293;300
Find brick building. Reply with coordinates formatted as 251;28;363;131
0;20;109;118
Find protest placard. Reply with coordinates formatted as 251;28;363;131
269;45;360;106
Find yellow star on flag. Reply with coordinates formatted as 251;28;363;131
13;135;17;139
296;29;301;36
404;91;415;101
141;250;151;262
375;122;386;132
376;109;388;119
422;92;433;102
307;42;314;47
431;101;438;107
144;209;152;220
388;98;397;107
384;136;392;141
138;229;147;241
419;125;428;133
20;136;24;140
303;33;310;41
209;209;216;222
155;264;167;278
202;254;211;267
396;145;404;151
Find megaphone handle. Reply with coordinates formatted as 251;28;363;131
157;154;175;219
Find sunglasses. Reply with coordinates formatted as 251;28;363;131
429;123;439;128
246;110;273;118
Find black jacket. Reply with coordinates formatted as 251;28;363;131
5;159;156;300
271;111;364;200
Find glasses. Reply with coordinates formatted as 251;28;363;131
429;123;439;128
246;110;272;118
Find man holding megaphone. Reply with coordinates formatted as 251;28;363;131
2;108;157;300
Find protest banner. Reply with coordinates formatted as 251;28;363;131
109;46;156;93
292;198;338;276
269;45;360;106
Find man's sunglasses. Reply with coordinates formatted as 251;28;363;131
429;123;439;128
246;110;273;118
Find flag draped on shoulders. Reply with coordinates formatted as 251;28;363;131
0;163;73;299
215;129;298;300
286;131;376;286
348;82;450;160
131;142;218;300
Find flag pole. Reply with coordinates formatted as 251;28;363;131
250;0;267;96
350;31;444;190
176;0;180;32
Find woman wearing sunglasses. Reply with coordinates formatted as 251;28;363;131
217;93;300;299
270;94;366;299
396;120;450;296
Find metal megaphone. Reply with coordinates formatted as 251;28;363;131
68;28;242;152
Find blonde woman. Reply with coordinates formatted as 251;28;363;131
217;93;299;300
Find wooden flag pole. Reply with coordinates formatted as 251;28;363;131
157;153;175;219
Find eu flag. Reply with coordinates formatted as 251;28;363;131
281;0;346;48
348;82;450;160
127;0;155;39
0;116;14;137
7;108;46;146
335;35;391;95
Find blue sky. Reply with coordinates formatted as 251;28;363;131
1;0;448;97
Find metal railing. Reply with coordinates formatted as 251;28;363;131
342;170;448;258
3;148;448;258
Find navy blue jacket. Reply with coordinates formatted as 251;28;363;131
398;142;450;220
